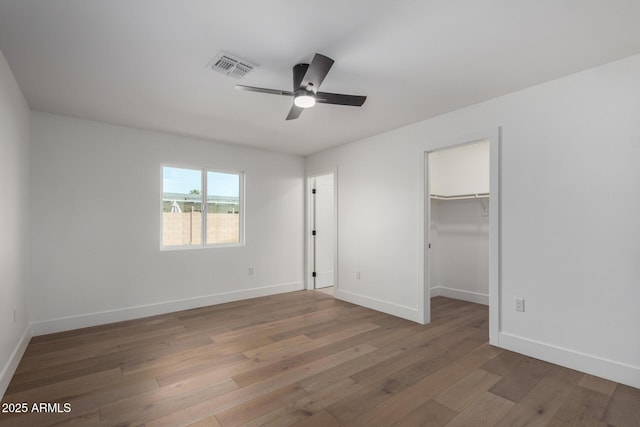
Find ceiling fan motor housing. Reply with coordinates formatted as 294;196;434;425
292;63;317;108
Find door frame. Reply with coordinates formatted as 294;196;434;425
305;168;338;291
417;128;501;345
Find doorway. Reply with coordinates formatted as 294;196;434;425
307;173;336;292
417;128;500;345
428;140;490;308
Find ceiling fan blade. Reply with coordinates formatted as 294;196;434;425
300;54;334;90
235;85;294;96
286;105;304;120
292;64;308;90
316;92;367;107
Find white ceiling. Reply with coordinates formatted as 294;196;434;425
1;1;640;156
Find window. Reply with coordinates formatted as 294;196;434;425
162;166;243;248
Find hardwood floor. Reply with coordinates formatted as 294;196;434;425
1;292;638;426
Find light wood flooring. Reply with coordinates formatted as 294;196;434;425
1;291;638;426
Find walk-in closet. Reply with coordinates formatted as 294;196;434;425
428;140;490;305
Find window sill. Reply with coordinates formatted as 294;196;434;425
160;242;244;251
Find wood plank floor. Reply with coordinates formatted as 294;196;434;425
1;292;638;426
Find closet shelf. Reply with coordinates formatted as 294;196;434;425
430;193;489;200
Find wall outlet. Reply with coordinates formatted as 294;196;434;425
248;266;254;276
515;298;525;312
356;271;361;280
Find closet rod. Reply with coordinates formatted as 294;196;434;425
430;193;489;200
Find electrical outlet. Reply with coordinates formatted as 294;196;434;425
515;298;525;312
248;267;254;276
356;271;361;280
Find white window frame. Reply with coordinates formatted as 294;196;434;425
160;164;245;250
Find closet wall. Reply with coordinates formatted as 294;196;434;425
429;140;490;304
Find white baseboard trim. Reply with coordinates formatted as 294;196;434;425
335;289;419;322
499;332;640;389
1;324;31;400
31;282;304;336
431;286;489;305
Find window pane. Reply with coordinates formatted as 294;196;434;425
206;171;240;244
162;166;202;246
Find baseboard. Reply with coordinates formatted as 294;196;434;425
31;282;304;336
499;332;640;389
335;289;419;322
0;324;31;400
431;286;489;305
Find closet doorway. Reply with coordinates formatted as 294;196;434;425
428;141;490;308
307;173;336;293
418;129;500;345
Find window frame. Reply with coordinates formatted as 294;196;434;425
160;163;245;250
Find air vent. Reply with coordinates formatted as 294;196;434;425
207;52;256;79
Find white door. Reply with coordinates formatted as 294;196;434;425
313;174;334;288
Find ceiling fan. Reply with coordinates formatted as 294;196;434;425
235;53;367;120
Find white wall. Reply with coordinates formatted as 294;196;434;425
430;140;490;196
29;112;305;334
0;50;31;398
311;136;420;320
306;53;640;388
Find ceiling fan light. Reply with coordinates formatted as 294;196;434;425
294;94;316;108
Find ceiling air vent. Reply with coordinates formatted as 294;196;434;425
207;52;256;79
